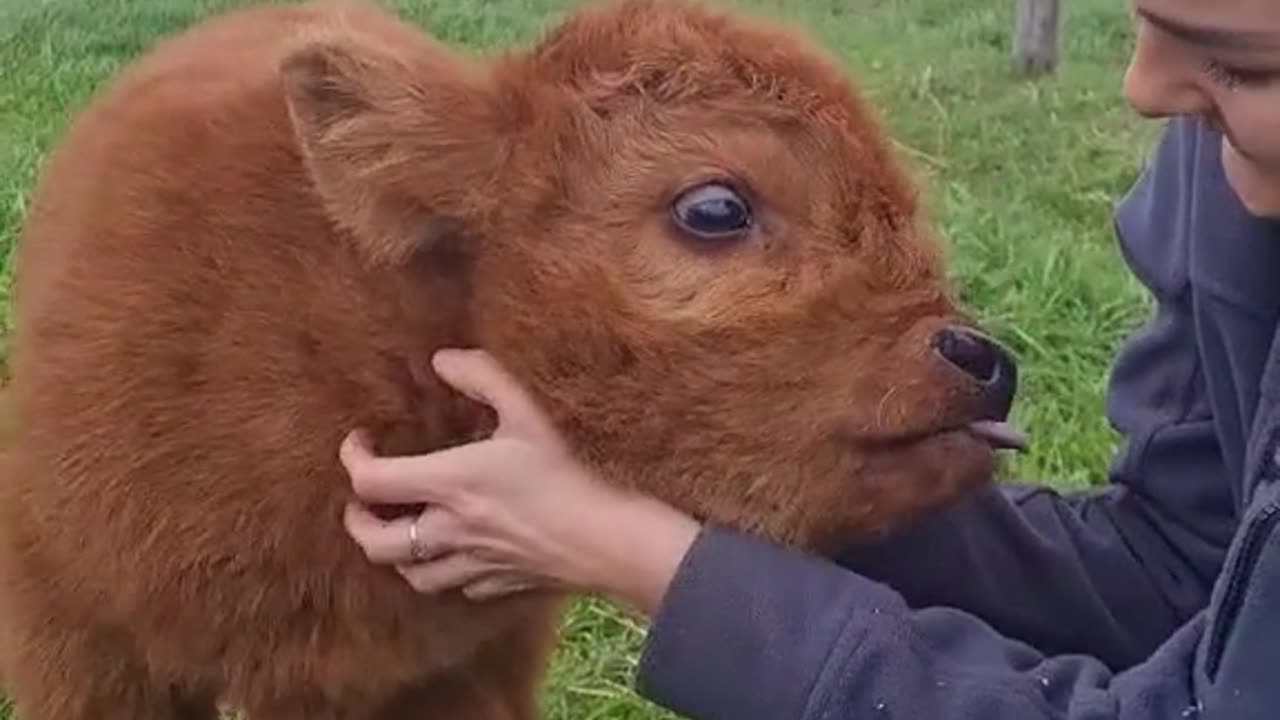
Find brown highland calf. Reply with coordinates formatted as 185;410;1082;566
0;0;1024;718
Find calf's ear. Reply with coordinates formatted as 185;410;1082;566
280;28;505;266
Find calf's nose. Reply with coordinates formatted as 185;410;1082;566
930;326;1017;421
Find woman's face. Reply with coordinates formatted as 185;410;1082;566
1126;0;1280;216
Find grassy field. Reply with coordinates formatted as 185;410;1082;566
0;0;1157;718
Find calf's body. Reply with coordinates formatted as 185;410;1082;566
0;0;1022;717
2;4;558;718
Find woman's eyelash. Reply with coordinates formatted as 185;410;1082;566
1203;60;1277;89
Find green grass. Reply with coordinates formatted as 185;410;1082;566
0;0;1157;717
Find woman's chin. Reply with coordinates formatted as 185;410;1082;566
1222;141;1280;220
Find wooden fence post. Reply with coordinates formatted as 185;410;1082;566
1013;0;1062;76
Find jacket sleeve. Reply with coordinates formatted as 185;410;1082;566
636;526;1205;720
833;116;1237;670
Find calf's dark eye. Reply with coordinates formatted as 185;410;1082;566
671;182;752;241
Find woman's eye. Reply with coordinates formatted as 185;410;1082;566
671;182;753;241
1204;60;1278;89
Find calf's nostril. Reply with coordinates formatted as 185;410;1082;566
931;325;1019;422
931;327;999;384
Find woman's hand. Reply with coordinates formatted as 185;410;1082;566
339;348;701;616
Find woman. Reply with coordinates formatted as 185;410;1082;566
341;2;1280;717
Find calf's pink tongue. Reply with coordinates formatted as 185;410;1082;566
966;420;1029;451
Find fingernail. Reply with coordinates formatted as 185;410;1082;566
431;348;458;372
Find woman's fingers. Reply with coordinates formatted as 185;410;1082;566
337;350;588;600
463;575;541;601
340;429;497;505
432;349;560;445
343;502;462;565
340;351;564;507
396;552;503;595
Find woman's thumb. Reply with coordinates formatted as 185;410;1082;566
431;348;553;440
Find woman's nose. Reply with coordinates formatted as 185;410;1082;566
1123;25;1214;119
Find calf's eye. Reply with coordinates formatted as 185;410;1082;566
671;182;753;241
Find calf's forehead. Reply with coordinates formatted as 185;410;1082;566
488;1;919;247
525;0;880;132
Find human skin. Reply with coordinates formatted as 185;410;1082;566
341;348;700;616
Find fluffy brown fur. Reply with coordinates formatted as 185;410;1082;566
0;0;1018;717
